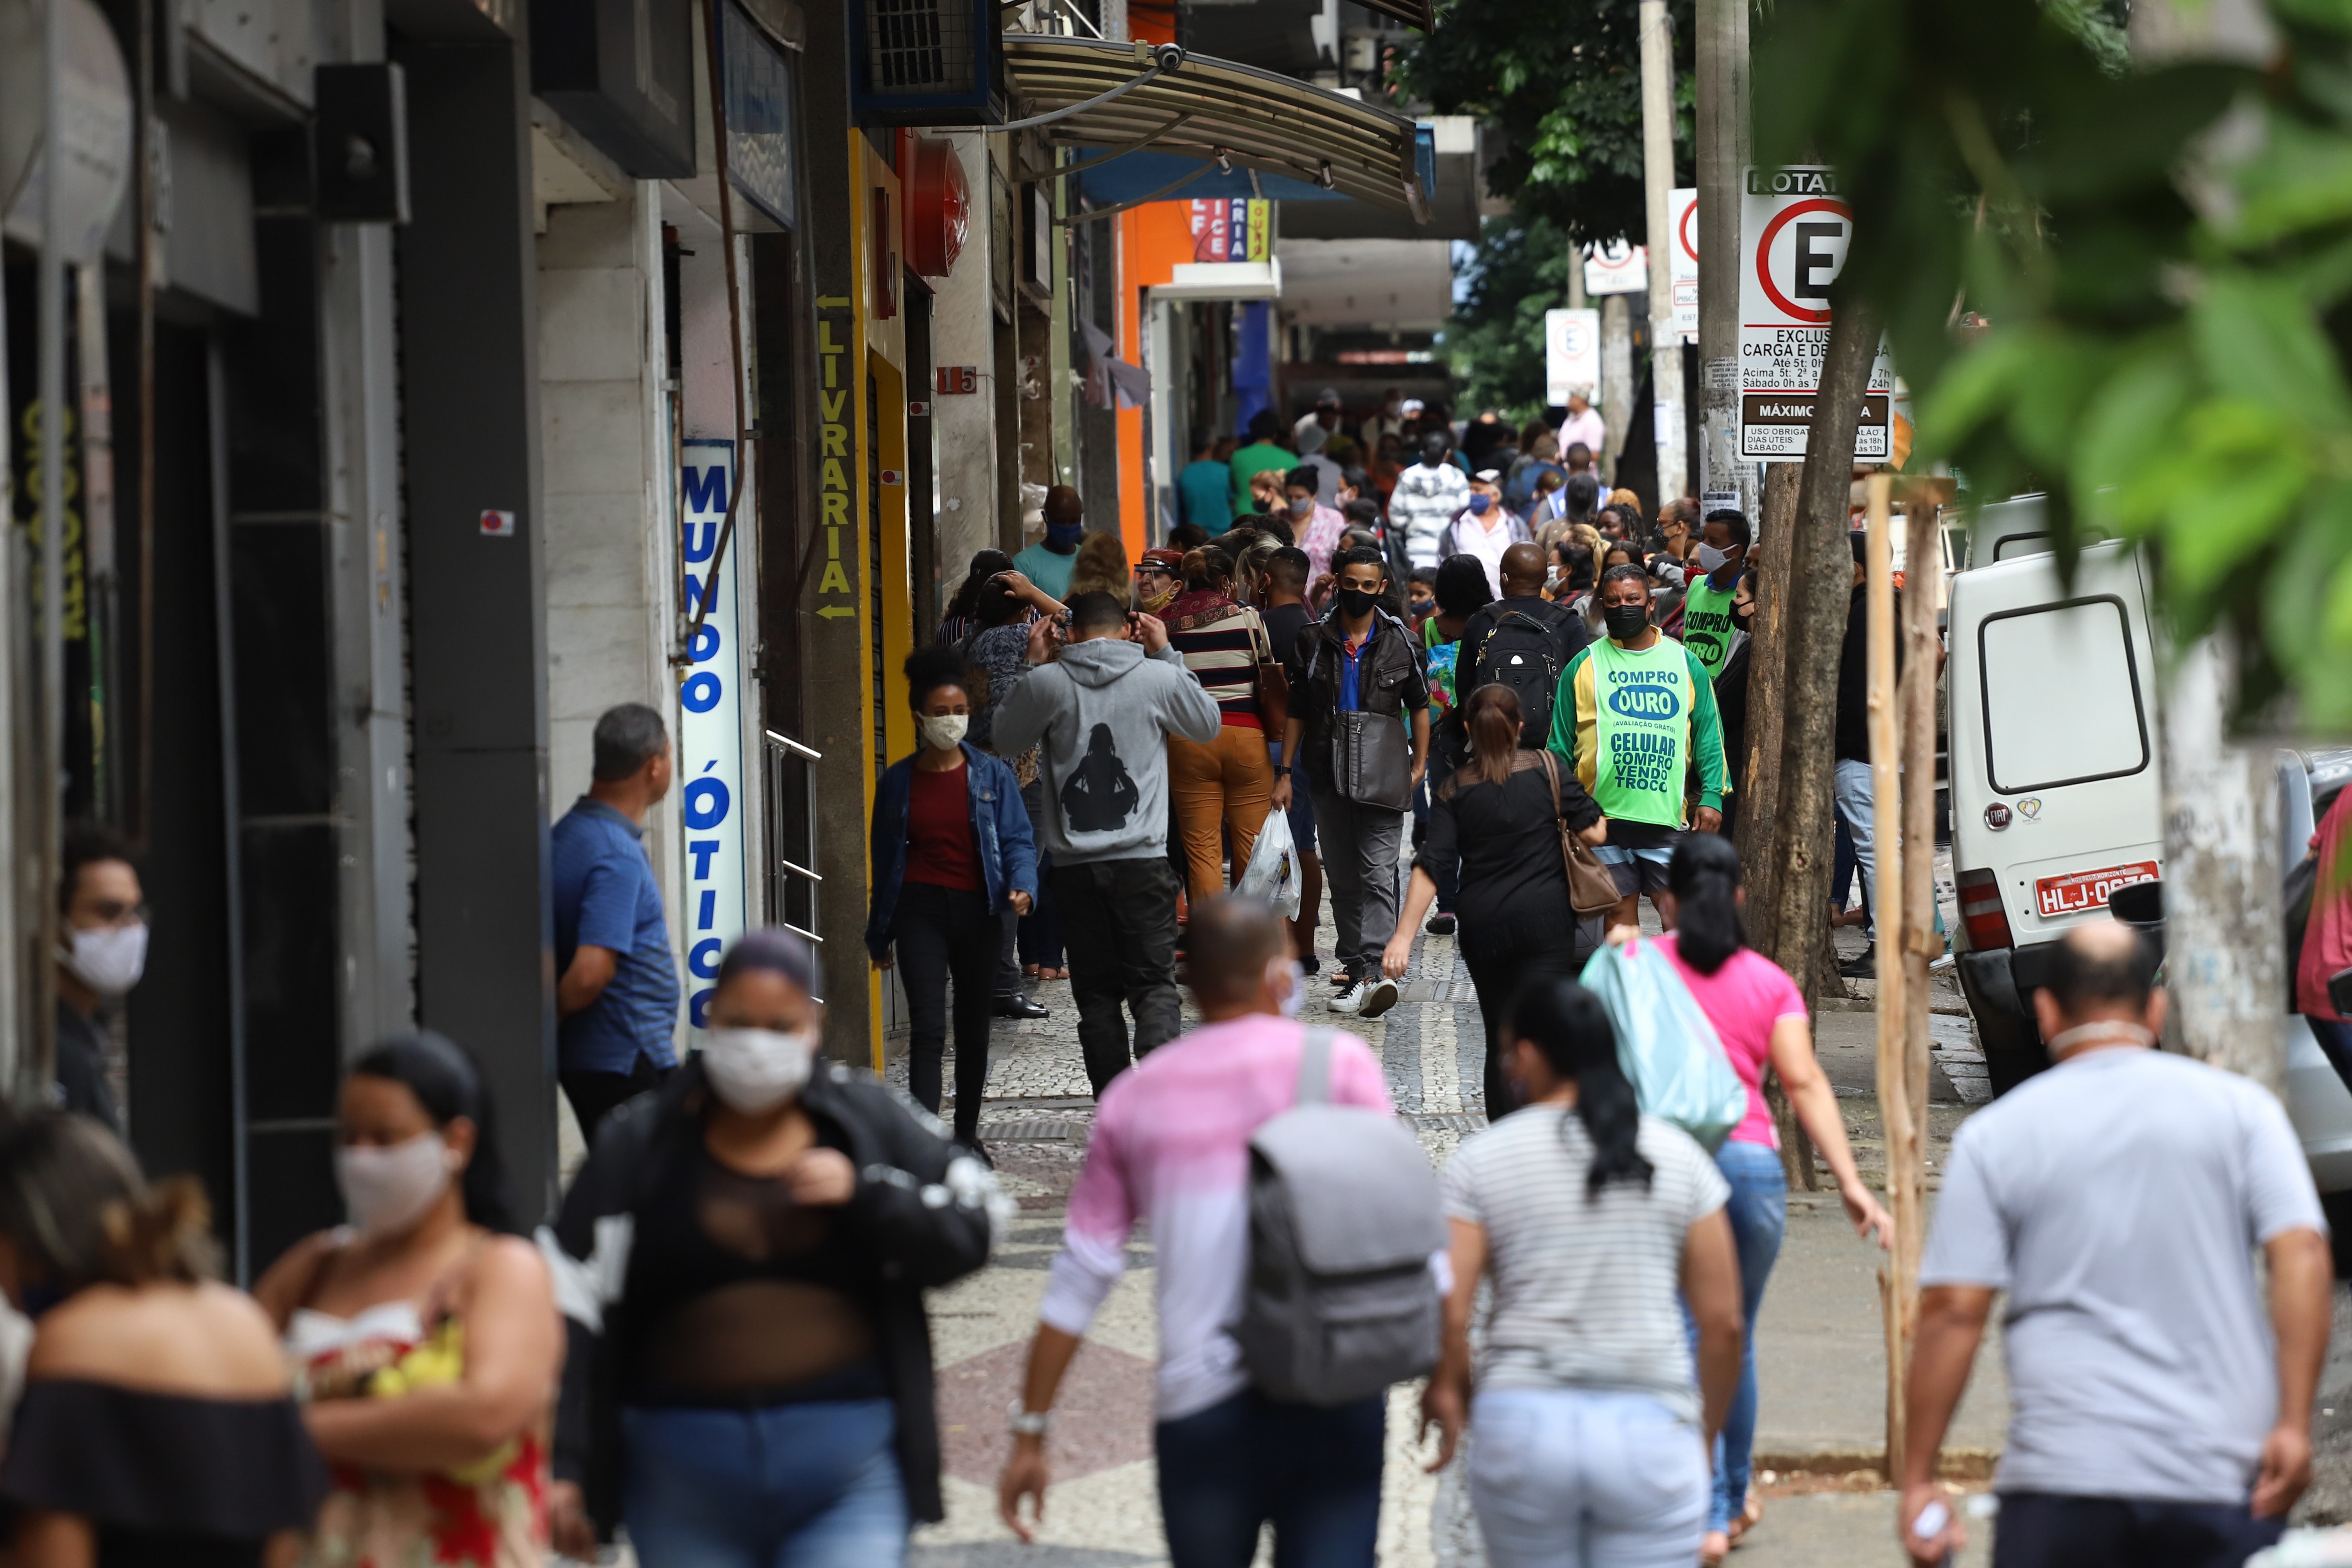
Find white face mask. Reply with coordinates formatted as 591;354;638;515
701;1025;818;1113
61;922;148;996
918;713;969;753
1694;542;1735;573
336;1131;457;1236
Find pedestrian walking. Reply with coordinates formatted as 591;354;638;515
1286;466;1350;583
1012;485;1086;599
2296;780;2352;1087
1535;473;1601;550
937;549;1016;646
53;825;146;1132
1258;547;1327;973
1679;510;1750;682
545;929;1002;1567
1457;541;1592;751
1134;547;1185;616
1178;428;1237;537
868;648;1039;1149
997;898;1401;1567
1422;976;1743;1568
1392;433;1473;571
1067;528;1133;601
255;1032;560;1567
1439;470;1533;598
1164;549;1278;906
1557;388;1606;463
1545;564;1729;932
0;1114;330;1565
1901;919;2331;1568
1411;554;1495;935
1386;683;1608;1115
1646;836;1890;1562
1230;410;1294;503
994;592;1222;1093
1296;421;1345;505
551;703;681;1144
962;573;1062;1020
1275;547;1432;1018
1834;530;1897;978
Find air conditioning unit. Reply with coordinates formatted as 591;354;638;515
849;0;1006;125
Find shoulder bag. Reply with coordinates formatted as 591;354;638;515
1541;751;1624;915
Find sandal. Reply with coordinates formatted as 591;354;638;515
1700;1530;1730;1567
1726;1495;1764;1547
1023;964;1042;981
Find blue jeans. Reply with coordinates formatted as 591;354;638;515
1833;757;1878;941
1991;1492;2283;1568
1155;1387;1385;1568
1468;1386;1709;1568
1686;1138;1787;1534
621;1399;907;1568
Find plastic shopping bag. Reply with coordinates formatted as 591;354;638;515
1236;809;1302;921
1578;935;1748;1150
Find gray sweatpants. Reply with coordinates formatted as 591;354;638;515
1313;789;1407;977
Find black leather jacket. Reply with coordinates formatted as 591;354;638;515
1283;607;1430;790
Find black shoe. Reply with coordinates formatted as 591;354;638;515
1300;953;1321;976
1425;912;1457;936
1839;947;1876;978
994;993;1050;1020
957;1136;994;1168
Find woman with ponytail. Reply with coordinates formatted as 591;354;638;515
1423;977;1744;1567
0;1113;329;1564
256;1032;561;1567
1652;833;1890;1563
1382;682;1608;1116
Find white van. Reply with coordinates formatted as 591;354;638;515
1944;501;2352;1194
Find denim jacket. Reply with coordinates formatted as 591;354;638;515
865;742;1039;960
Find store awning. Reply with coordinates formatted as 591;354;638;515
1002;35;1434;222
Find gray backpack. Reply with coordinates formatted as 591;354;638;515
1233;1029;1446;1405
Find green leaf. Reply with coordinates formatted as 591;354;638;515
1913;329;2049;462
2071;340;2198;525
2139;400;2312;595
2225;112;2352;250
2190;272;2352;431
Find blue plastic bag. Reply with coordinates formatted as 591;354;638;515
1578;935;1749;1150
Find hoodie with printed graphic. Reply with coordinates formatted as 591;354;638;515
993;637;1223;865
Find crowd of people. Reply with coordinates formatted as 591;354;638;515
2;386;2332;1568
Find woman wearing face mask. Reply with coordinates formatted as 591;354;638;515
868;647;1039;1147
1162;547;1278;907
255;1032;560;1568
1283;466;1348;584
1133;547;1186;616
545;929;1003;1567
0;1114;330;1566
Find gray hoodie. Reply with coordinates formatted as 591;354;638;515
992;636;1223;865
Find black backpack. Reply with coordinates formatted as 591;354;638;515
1469;607;1566;746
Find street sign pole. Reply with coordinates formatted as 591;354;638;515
1696;0;1750;518
1638;0;1688;508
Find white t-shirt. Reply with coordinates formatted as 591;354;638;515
1458;510;1515;597
1441;1108;1728;1420
1921;1046;2326;1504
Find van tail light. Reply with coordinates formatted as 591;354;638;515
1957;867;2013;952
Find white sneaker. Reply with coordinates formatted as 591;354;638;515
1329;977;1366;1015
1356;976;1400;1018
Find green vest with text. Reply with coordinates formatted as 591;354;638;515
1680;576;1740;680
1590;636;1694;828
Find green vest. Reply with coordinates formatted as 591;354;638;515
1590;636;1694;828
1680;575;1741;680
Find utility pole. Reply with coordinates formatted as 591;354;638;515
1599;294;1633;486
1695;0;1748;517
1638;0;1687;507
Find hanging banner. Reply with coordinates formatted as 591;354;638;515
1670;186;1698;342
679;437;747;1036
1189;197;1271;262
1545;307;1601;408
1738;165;1894;462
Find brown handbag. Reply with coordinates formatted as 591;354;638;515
1250;612;1291;734
1540;751;1624;915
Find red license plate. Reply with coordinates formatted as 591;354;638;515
2034;861;2160;919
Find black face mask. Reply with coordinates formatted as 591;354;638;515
1603;602;1651;642
1336;586;1380;619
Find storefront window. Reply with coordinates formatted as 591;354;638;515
723;1;797;228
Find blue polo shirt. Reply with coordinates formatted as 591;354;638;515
551;797;680;1075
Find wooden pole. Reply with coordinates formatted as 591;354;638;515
1866;474;1918;1479
1899;496;1940;1317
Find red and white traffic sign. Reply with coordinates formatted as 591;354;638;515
1583;240;1647;298
1738;166;1894;462
1669;188;1697;341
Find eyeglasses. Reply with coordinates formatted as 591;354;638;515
1135;565;1172;579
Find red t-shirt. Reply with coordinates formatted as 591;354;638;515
905;760;983;892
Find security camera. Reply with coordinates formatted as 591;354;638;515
1152;42;1184;71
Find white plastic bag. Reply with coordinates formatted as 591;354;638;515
1236;809;1302;920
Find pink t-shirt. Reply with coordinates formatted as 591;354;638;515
1656;932;1809;1149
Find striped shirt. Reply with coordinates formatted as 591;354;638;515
1165;594;1267;728
1441;1108;1728;1420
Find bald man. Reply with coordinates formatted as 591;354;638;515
1900;919;2331;1568
1454;541;1592;749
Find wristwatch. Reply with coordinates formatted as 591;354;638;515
1006;1400;1052;1438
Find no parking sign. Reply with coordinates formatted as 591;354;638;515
1545;308;1601;408
1737;166;1894;461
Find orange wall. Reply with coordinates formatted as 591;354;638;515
1116;203;1214;557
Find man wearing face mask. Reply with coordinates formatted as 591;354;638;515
54;826;145;1133
1546;563;1729;931
1679;510;1752;682
1013;486;1088;599
1275;548;1430;1018
1390;432;1472;572
999;898;1398;1565
1437;470;1533;598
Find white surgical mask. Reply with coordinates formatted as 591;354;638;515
61;922;148;996
918;713;969;753
701;1025;818;1113
335;1131;457;1236
1694;542;1734;573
